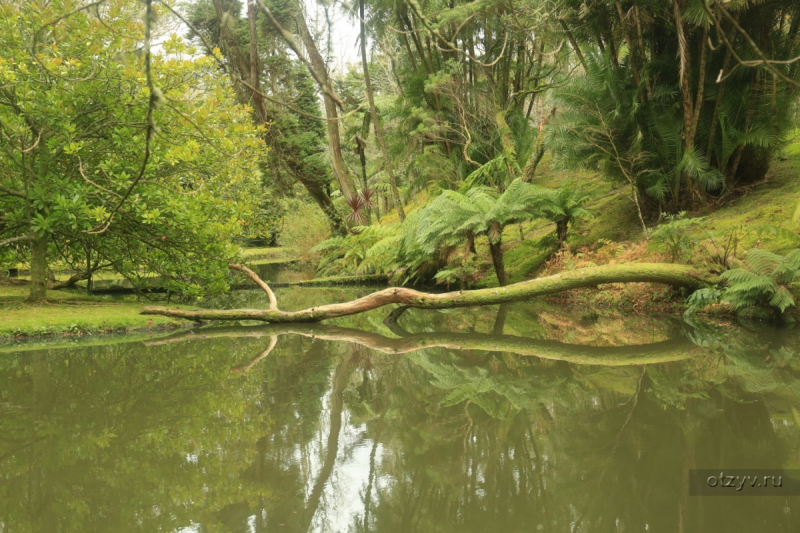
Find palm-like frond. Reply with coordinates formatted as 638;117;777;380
713;248;800;313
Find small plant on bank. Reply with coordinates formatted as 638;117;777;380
649;212;701;263
434;256;481;290
312;225;394;277
685;249;800;317
535;185;594;248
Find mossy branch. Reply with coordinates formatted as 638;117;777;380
142;263;716;323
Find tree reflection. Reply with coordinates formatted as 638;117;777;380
2;315;800;532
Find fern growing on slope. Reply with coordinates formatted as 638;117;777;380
686;249;800;317
721;249;800;313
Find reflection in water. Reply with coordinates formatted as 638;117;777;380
1;303;800;532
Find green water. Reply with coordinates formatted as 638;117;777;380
2;288;800;532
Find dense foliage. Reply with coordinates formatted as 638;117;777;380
0;1;264;300
1;0;799;312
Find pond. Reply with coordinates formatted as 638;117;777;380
2;286;800;532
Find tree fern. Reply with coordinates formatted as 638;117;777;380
721;249;800;313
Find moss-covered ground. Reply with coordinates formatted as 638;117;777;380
0;283;188;340
489;152;800;286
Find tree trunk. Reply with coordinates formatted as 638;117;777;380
463;231;475;261
492;304;510;335
287;158;347;236
247;0;267;121
49;270;90;290
488;236;507;286
360;0;405;221
28;233;48;303
294;5;357;200
144;263;716;324
556;220;568;248
673;0;705;205
213;0;345;235
522;107;556;182
297;349;353;533
356;135;372;224
211;0;252;100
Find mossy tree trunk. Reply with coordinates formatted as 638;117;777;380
488;236;507;286
556;219;569;248
143;262;715;324
28;233;48;303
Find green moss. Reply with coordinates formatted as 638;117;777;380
0;285;189;340
684;157;800;254
503;234;559;282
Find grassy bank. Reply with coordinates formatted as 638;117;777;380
0;284;189;340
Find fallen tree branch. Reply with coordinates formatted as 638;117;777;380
229;263;277;310
146;324;698;367
142;263;715;323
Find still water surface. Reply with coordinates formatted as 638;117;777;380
2;287;800;532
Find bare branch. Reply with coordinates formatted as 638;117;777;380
0;235;33;248
707;0;800;88
78;157;123;199
229;263;278;310
37;0;109;32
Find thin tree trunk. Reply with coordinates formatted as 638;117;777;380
297;351;353;533
28;233;48;303
488;236;506;286
247;0;267;121
688;26;709;148
463;231;475;261
360;0;405;221
633;6;653;99
293;170;347;235
522;107;556;182
400;30;418;71
492;304;510;335
356;135;372;224
616;3;642;94
294;5;358;200
706;42;733;161
673;0;704;205
556;220;568;248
